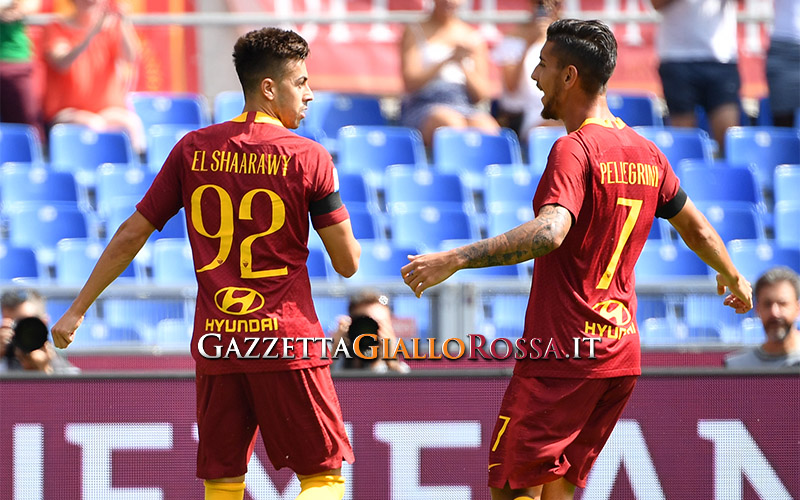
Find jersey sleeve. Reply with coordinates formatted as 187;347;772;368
654;150;687;219
306;145;349;230
534;135;588;220
135;137;185;230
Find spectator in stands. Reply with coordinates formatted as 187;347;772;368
330;290;410;373
42;0;145;153
399;0;500;147
725;267;800;368
765;0;800;127
652;0;740;150
0;0;43;138
491;0;562;139
1;289;79;374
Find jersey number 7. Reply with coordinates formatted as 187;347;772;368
596;197;643;290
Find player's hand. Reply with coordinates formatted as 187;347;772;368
716;273;753;314
51;311;85;349
401;251;459;298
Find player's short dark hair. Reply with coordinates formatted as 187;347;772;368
348;290;389;317
546;18;617;94
755;266;800;303
232;27;309;95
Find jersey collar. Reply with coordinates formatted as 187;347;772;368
231;112;285;127
578;116;627;131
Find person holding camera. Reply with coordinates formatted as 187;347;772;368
1;289;80;374
330;290;410;373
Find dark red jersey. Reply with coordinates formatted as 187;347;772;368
516;118;684;378
137;112;348;374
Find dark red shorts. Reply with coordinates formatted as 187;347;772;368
488;375;637;489
195;366;354;479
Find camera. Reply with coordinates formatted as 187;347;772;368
343;315;380;369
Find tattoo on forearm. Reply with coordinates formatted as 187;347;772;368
455;205;571;268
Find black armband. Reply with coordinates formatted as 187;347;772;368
310;191;344;217
656;187;688;219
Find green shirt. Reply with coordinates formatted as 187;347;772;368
0;20;32;62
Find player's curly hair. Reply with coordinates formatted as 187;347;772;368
233;27;309;95
546;19;617;95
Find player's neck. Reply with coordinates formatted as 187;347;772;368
561;94;614;133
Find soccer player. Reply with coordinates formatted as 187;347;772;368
401;19;752;500
51;28;360;500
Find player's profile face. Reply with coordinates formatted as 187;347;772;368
273;59;313;129
532;41;563;120
755;281;800;341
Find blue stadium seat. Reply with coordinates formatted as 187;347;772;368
337;126;427;184
0;165;79;209
49;124;137;186
152;238;195;285
106;203;187;243
774;164;800;205
384;166;472;213
724;127;800;190
693;201;766;243
486;205;534;237
432;128;522;187
68;320;143;349
484;165;540;213
482;294;528;339
606;92;663;127
635;127;715;167
0;244;39;281
390;206;480;251
152;318;193;349
775;201;800;247
306;247;329;279
634;241;711;281
338;172;378;211
55;238;137;286
102;298;186;342
350;241;419;282
95;163;156;216
146;124;193;172
727;239;800;282
527;127;567;174
0;123;43;165
304;92;386;153
676;162;765;210
348;207;382;240
314;296;349;334
214;90;245;123
128;92;209;130
6;205;88;262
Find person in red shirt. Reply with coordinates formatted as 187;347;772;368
51;28;361;500
402;19;752;500
42;0;144;152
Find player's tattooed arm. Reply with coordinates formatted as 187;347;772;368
402;204;572;298
455;204;573;267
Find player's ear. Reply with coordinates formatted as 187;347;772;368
563;65;578;89
261;77;275;100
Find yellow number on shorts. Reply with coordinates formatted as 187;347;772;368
491;415;511;452
596;197;643;290
191;184;288;278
